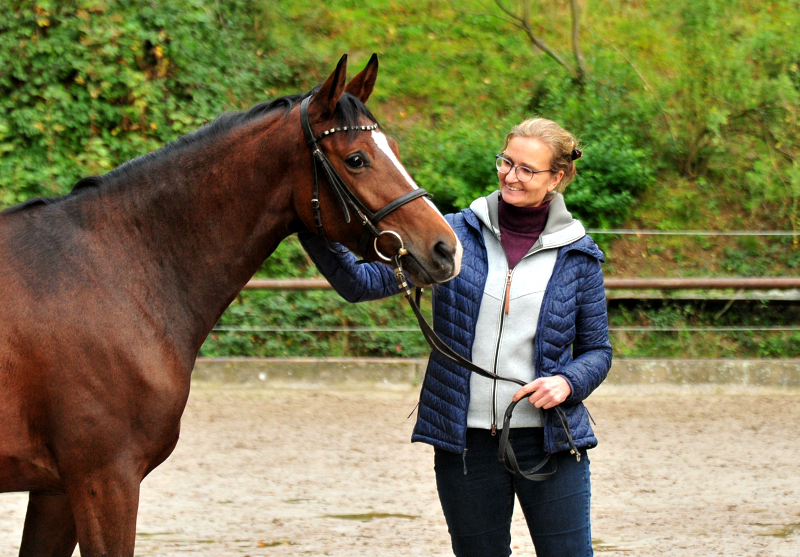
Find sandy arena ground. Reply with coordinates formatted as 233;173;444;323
1;382;799;556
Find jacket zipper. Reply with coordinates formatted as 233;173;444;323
490;240;545;434
491;267;514;435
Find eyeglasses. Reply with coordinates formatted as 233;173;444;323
495;154;554;183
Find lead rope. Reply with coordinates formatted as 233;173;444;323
391;255;581;481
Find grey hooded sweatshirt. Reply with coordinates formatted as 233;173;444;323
466;191;587;431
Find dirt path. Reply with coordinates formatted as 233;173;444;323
2;383;799;556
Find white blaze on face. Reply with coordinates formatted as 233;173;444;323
371;131;419;186
371;129;443;214
371;130;462;279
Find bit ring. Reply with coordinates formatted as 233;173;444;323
374;230;407;262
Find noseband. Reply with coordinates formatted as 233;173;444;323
300;96;429;259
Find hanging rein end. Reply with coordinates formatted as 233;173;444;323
553;405;581;462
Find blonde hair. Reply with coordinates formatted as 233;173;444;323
502;118;581;196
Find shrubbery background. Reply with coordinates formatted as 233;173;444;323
2;0;799;357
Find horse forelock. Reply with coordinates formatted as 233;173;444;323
331;92;379;136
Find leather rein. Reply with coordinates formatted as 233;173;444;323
299;95;579;481
390;256;582;481
299;96;429;259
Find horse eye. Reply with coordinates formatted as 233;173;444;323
345;154;367;169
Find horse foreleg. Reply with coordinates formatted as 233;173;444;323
64;469;141;557
19;491;78;557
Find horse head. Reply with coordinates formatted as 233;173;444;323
294;54;462;286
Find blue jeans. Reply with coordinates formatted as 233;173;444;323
434;428;592;557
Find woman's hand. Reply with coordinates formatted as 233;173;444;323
512;376;571;409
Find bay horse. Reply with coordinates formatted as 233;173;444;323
0;54;462;556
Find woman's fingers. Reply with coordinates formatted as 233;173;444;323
512;376;571;409
512;379;540;402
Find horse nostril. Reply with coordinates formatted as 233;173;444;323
432;240;456;269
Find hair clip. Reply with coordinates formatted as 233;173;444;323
571;148;582;161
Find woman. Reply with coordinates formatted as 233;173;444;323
299;118;612;557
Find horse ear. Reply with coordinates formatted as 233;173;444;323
311;54;348;117
344;53;379;103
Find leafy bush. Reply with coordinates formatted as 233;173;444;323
609;300;800;359
3;0;799;358
201;236;433;358
652;0;800;228
0;0;271;205
405;125;506;215
519;47;660;225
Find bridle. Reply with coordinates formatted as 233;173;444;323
300;94;580;481
391;269;582;482
299;96;429;259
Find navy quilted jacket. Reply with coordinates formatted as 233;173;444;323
299;207;612;455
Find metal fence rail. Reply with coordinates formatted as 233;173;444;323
586;229;800;236
213;326;800;333
220;277;800;336
243;277;800;291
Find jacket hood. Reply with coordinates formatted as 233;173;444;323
468;191;588;253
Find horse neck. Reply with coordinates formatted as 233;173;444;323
97;116;301;342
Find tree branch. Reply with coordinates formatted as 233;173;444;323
497;0;575;78
449;0;526;32
451;0;584;83
570;0;586;85
521;22;574;75
491;0;518;19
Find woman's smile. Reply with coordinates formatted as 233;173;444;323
498;137;564;208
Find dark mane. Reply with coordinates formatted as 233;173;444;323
1;176;106;215
1;87;378;215
1;197;58;214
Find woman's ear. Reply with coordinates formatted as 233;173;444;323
549;171;565;191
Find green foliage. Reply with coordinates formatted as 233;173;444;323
568;137;655;230
0;0;270;204
252;0;662;225
648;0;800;227
719;236;800;276
609;300;800;359
201;237;433;358
201;289;432;358
406;125;504;214
3;0;799;358
521;52;659;229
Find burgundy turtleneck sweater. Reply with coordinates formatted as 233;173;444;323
498;197;551;269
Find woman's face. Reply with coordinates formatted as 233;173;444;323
498;137;564;208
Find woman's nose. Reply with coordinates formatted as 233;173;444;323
503;167;519;183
